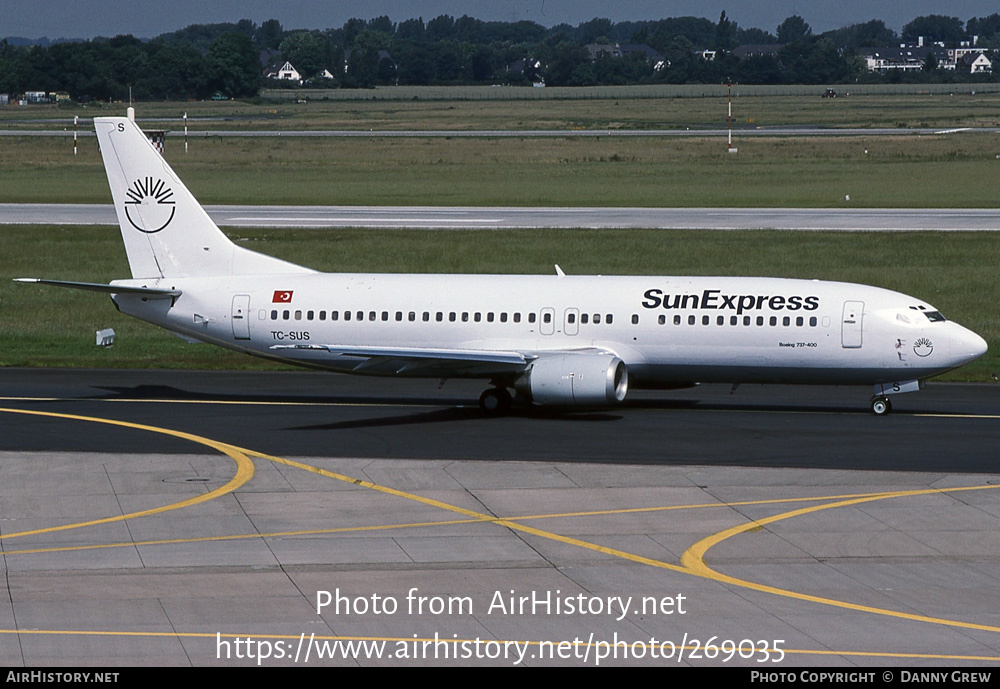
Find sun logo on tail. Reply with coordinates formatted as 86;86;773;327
124;177;175;233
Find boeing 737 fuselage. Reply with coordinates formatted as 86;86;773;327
17;117;988;415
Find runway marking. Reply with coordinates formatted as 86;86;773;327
0;491;911;556
229;217;502;224
0;407;255;540
2;408;999;662
0;518;484;556
682;483;1000;634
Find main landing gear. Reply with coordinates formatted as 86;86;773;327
479;386;513;415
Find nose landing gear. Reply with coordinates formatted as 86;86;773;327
870;397;892;415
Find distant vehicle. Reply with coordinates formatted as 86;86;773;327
16;117;988;415
210;93;228;101
822;88;837;98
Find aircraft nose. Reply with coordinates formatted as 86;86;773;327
952;325;988;364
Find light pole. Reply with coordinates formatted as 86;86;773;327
726;80;737;154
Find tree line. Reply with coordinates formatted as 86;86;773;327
2;12;999;101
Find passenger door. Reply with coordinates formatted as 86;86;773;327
841;300;864;348
232;294;251;340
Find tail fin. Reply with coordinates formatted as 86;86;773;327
95;117;312;279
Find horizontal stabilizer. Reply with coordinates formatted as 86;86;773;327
14;278;181;298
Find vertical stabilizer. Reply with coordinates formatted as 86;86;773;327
95;117;312;279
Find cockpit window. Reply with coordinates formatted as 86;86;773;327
924;311;946;322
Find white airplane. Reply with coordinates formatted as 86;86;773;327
17;116;988;415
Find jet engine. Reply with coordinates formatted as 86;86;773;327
516;353;628;406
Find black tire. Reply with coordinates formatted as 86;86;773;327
479;387;512;415
871;397;892;415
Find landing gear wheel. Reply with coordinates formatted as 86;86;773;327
871;397;892;415
479;387;512;415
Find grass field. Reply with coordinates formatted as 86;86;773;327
1;226;997;380
2;132;999;208
6;87;1000;130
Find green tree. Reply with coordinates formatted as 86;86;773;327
777;15;812;44
902;15;965;45
256;19;284;50
715;11;738;51
207;32;260;98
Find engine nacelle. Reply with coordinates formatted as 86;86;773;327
516;353;628;406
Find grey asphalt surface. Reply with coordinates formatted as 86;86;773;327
5;204;1000;230
1;369;999;666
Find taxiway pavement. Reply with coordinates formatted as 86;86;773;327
1;369;999;666
4;204;1000;230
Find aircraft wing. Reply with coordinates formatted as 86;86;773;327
14;278;181;298
270;343;534;376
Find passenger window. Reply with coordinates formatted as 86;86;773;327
307;310;314;320
528;313;536;323
382;311;389;321
282;310;290;320
436;312;443;322
702;315;709;326
369;311;376;321
730;316;737;325
717;316;724;326
344;311;351;321
809;316;817;327
356;311;363;321
631;314;639;325
688;315;695;325
568;313;576;324
462;312;469;322
423;312;430;322
270;310;278;320
295;310;302;320
796;316;803;326
408;312;415;321
658;315;665;325
674;315;681;325
783;316;790;326
606;314;613;324
319;311;326;321
395;311;402;321
475;313;482;322
488;312;495;322
756;316;764;326
594;314;601;324
332;311;339;321
500;312;508;323
513;313;521;323
769;316;777;326
449;312;456;322
743;316;750;326
543;312;551;324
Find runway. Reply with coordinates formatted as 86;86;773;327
1;369;999;666
5;204;1000;230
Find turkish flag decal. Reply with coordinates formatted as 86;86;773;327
272;290;293;303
